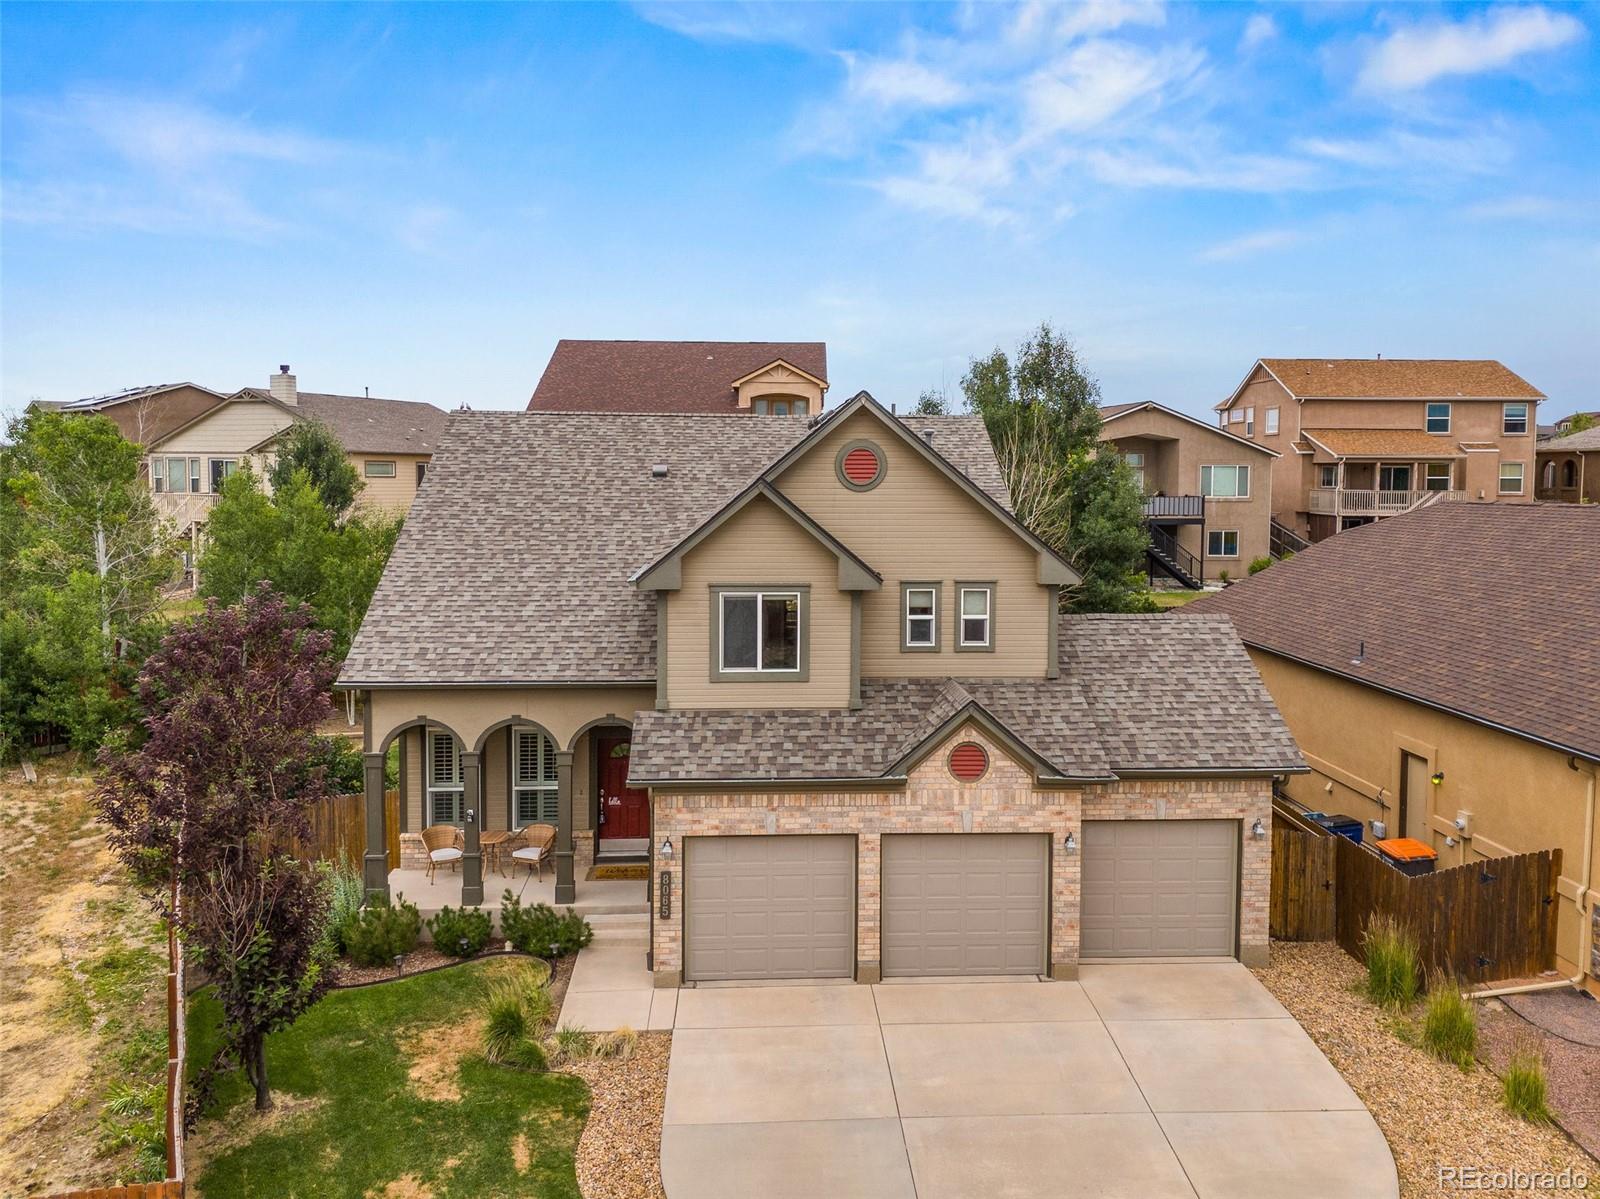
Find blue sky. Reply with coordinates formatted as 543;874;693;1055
3;1;1597;422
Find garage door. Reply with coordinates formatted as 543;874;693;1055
1081;820;1238;958
882;834;1049;977
684;835;855;982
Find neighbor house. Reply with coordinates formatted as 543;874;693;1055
1098;401;1280;586
1188;502;1600;994
30;382;228;448
1216;359;1544;542
340;390;1304;987
528;339;828;415
1535;425;1600;504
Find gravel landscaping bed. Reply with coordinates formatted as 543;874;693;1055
1480;993;1600;1162
565;1031;671;1199
1254;942;1599;1197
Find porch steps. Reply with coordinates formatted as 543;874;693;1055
585;911;650;944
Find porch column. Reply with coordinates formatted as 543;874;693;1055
555;750;576;905
461;751;484;906
362;752;389;902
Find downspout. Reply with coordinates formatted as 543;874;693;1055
1469;760;1595;999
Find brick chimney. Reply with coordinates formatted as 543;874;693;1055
270;364;298;405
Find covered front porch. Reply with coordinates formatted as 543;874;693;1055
386;859;648;925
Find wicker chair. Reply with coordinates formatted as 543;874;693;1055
421;824;464;883
509;823;557;881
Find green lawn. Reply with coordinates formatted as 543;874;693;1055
1150;590;1207;608
186;957;587;1198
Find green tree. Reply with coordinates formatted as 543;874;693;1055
912;389;951;416
1562;412;1597;436
268;419;361;521
962;323;1152;613
0;410;177;756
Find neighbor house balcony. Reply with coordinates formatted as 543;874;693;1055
1309;488;1466;516
154;490;217;528
1141;494;1204;521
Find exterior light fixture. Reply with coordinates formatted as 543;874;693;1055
1063;832;1077;854
1251;818;1266;839
1444;836;1459;848
1430;771;1444;786
659;837;673;860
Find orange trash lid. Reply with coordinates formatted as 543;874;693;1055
1375;837;1437;861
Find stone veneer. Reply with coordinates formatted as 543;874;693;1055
648;724;1272;987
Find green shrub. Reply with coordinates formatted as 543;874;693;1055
427;904;493;958
321;860;366;954
499;891;594;956
482;972;551;1070
1362;915;1420;1009
1501;1047;1553;1123
553;1024;592;1062
99;1080;167;1182
1248;556;1272;575
342;894;421;966
1420;976;1477;1069
1279;549;1296;561
1218;569;1231;585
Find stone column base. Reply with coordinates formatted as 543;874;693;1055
1049;962;1079;981
856;961;881;984
654;968;683;989
1239;945;1270;969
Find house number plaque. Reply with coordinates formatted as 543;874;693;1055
659;870;672;920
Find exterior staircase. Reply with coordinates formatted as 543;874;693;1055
585;910;650;945
1147;524;1203;589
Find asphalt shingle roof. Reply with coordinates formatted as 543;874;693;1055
628;614;1302;784
529;340;827;413
1541;426;1600;453
1185;502;1600;761
1304;429;1469;458
1260;359;1543;400
293;392;449;454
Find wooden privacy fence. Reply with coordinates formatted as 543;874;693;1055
279;790;399;872
1270;801;1563;985
45;1184;183;1199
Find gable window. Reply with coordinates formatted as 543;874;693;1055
426;728;465;826
715;589;805;676
1265;407;1280;436
1498;462;1524;495
1245;406;1255;436
836;439;886;490
902;583;939;651
1229;410;1244;425
1426;403;1451;434
365;460;397;478
208;458;238;493
1123;451;1145;490
1503;403;1529;435
512;728;558;827
1200;464;1250;498
1318;464;1338;488
957;584;993;651
1425;463;1452;491
1207;529;1239;558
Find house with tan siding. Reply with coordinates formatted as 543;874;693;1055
1216;358;1544;543
1188;502;1600;995
528;339;828;415
340;390;1305;989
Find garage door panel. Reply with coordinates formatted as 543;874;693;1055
1082;820;1239;959
882;834;1049;977
685;835;855;982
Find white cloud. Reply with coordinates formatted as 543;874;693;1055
1297;127;1511;175
1238;14;1278;54
1083;146;1315;192
842;53;968;109
633;1;836;47
1050;0;1166;42
1023;41;1202;135
1197;228;1301;262
1463;194;1561;220
1358;6;1586;93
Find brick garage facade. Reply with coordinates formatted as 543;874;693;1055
649;725;1273;985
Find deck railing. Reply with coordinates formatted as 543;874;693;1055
1309;487;1465;515
1142;494;1204;519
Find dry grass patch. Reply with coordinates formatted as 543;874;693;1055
1256;942;1599;1198
403;1014;486;1103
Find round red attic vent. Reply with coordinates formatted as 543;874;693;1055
949;742;988;782
842;447;880;484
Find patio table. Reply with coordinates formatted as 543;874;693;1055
480;829;513;875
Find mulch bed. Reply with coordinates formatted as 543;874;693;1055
1479;990;1600;1162
330;940;548;987
1254;942;1599;1198
565;1032;671;1199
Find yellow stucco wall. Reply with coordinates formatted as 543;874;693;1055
1249;650;1598;983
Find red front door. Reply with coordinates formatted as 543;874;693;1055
597;731;649;840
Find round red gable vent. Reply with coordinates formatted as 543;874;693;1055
843;447;879;483
949;742;989;782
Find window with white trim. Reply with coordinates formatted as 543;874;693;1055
1207;530;1239;557
904;585;938;649
364;460;397;478
208;458;238;493
1123;451;1144;490
1424;463;1452;491
1318;464;1337;488
1265;407;1279;436
1503;403;1529;435
426;728;465;826
1229;410;1244;425
1498;462;1525;494
958;586;992;649
1245;406;1255;436
719;591;800;672
1426;403;1451;434
512;729;558;826
1200;464;1250;498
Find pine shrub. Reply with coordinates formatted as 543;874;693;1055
427;904;493;958
342;894;422;966
499;890;594;956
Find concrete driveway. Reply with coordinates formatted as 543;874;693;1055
660;963;1398;1199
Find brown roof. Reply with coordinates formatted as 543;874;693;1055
1302;429;1468;458
1540;426;1600;453
1184;502;1600;761
628;615;1303;784
292;392;449;454
1260;359;1544;401
528;340;827;414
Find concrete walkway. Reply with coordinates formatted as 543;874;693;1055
657;963;1399;1199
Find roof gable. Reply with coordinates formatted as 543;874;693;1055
1099;401;1280;457
145;390;295;450
529;340;828;414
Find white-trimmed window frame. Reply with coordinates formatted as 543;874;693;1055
1264;407;1280;436
364;459;397;478
1425;403;1452;434
426;727;465;827
1424;463;1453;492
1200;463;1250;499
1207;529;1240;558
1502;403;1529;436
1498;461;1525;495
903;584;939;651
956;585;993;650
717;589;803;674
1318;464;1338;488
1245;406;1255;436
512;728;558;827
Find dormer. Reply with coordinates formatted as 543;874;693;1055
731;358;828;416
